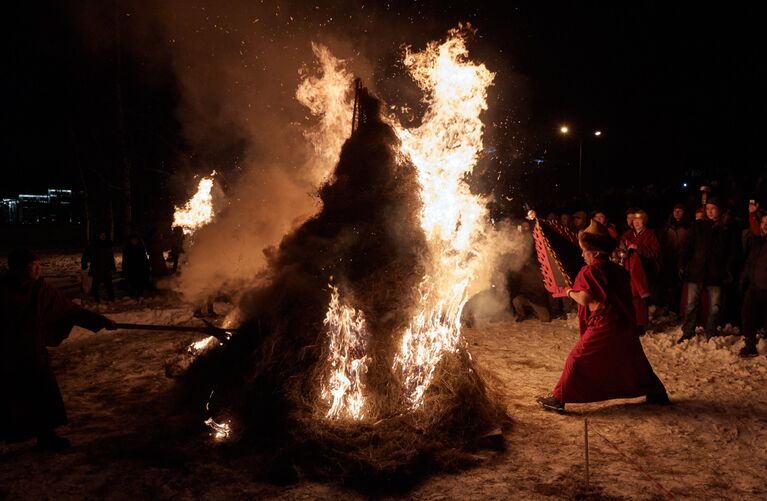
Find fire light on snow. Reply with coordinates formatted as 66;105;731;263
173;173;216;235
188;336;219;354
204;417;232;442
321;286;370;420
392;27;495;409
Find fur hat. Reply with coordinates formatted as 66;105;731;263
578;220;617;254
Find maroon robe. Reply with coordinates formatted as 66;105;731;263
620;229;661;327
0;275;105;441
552;255;666;403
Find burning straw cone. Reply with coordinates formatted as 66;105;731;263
177;27;509;484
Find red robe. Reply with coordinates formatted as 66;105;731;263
552;256;666;403
0;276;105;441
620;229;661;327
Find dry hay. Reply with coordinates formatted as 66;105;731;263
175;88;510;490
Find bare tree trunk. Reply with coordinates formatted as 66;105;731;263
114;0;132;240
69;124;91;246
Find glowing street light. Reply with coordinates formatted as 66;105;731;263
556;125;603;195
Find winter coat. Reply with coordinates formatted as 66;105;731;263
662;219;690;269
681;219;739;286
122;241;150;281
81;240;116;279
0;275;106;441
741;233;767;291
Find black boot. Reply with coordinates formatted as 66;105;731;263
646;392;671;405
36;430;70;452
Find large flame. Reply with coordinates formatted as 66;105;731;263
392;27;495;409
321;286;370;420
310;27;494;418
173;174;216;235
296;43;356;186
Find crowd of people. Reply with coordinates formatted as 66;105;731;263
80;227;185;302
510;188;767;359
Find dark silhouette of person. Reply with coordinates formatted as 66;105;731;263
122;233;151;298
81;230;116;302
1;249;115;451
169;226;186;273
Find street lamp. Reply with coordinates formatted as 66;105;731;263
558;125;603;196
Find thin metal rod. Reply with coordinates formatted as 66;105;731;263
113;322;231;342
584;417;590;488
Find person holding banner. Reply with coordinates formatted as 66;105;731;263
536;220;668;413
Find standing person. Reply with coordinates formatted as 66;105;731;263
620;210;662;334
535;221;668;412
738;212;767;358
147;227;169;284
661;204;690;314
122;233;150;299
1;249;115;450
169;226;186;273
592;211;618;239
678;198;738;343
81;230;116;303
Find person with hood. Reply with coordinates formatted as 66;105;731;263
122;233;151;298
1;249;115;450
81;229;116;302
536;221;668;413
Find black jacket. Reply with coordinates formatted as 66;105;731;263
681;219;739;286
81;239;117;278
741;233;767;291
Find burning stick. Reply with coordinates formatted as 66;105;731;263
113;322;233;343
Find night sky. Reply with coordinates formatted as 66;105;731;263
4;1;765;209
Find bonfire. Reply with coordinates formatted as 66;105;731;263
177;26;510;487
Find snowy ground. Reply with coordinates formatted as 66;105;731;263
2;252;766;500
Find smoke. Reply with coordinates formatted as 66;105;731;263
72;1;530;304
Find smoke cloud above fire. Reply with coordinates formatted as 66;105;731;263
73;1;529;304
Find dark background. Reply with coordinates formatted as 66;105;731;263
3;1;765;235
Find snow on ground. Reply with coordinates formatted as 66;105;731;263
2;252;767;500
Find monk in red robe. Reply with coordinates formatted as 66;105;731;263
536;221;668;413
620;210;661;332
1;249;115;450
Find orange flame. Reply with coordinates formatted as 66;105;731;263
296;43;355;186
321;286;370;420
392;27;495;409
173;173;216;235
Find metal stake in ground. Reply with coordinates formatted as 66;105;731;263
584;417;590;488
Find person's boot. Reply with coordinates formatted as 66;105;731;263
535;394;565;413
36;430;70;452
646;392;671;405
739;344;759;358
676;331;694;344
